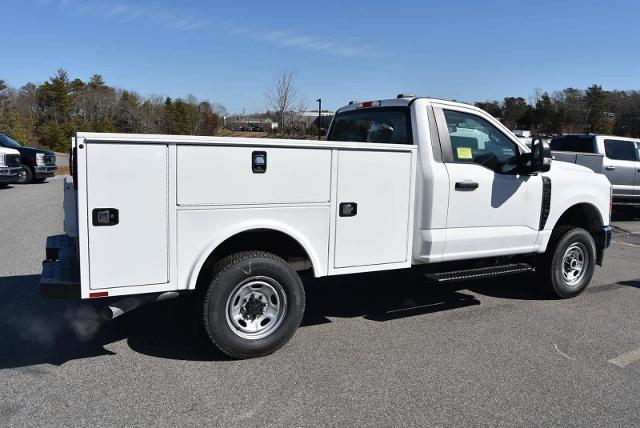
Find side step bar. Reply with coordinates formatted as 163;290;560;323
424;263;533;284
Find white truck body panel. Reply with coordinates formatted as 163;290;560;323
334;150;413;268
72;133;417;298
177;146;332;205
86;143;169;289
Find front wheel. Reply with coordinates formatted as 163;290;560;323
201;251;305;359
537;226;596;298
16;166;33;184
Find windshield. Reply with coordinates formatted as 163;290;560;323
327;107;412;145
0;134;22;148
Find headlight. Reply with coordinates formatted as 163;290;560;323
36;153;45;166
0;154;5;167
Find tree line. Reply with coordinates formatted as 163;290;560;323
475;84;640;137
0;69;227;152
2;69;640;152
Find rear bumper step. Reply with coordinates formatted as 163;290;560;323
41;234;80;298
424;263;533;283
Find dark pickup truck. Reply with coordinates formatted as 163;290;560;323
0;134;57;184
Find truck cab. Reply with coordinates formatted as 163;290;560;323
0;134;57;184
0;146;22;187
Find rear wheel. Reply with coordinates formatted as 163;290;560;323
537;226;596;298
16;166;33;184
201;251;305;359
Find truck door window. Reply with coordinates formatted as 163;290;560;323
550;135;595;153
443;110;519;174
327;107;411;145
604;139;636;161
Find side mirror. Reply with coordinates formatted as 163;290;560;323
519;137;551;174
531;137;552;173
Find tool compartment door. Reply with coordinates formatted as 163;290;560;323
86;143;168;289
334;150;414;270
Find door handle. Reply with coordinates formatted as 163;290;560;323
605;166;616;171
92;208;119;226
455;181;479;191
339;202;358;217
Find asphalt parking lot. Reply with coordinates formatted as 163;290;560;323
1;178;640;426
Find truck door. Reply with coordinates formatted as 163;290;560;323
86;143;169;289
333;150;414;270
432;105;541;260
602;139;638;198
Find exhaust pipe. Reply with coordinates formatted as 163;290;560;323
102;291;181;320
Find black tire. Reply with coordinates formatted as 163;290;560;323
201;251;305;359
16;166;33;184
0;183;8;189
537;226;596;298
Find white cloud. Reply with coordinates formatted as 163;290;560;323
49;0;208;32
41;0;376;57
254;30;376;58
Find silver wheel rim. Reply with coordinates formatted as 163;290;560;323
225;276;287;340
17;168;27;183
562;243;588;287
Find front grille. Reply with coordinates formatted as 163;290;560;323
44;154;56;165
6;154;21;167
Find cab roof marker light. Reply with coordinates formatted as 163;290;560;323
358;101;381;109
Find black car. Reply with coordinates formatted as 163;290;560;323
0;134;57;184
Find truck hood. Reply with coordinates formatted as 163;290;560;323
15;146;55;156
550;160;595;175
0;147;20;156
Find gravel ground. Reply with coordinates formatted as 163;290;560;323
1;178;639;426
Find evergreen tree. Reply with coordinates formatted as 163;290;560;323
585;84;613;134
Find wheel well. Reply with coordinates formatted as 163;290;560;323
554;203;605;262
195;229;313;289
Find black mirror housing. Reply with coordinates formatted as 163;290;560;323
518;137;551;175
532;137;552;172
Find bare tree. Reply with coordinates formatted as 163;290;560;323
264;70;300;134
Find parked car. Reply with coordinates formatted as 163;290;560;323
550;134;640;205
42;96;611;359
0;134;57;184
0;146;22;188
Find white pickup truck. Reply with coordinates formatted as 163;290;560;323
0;146;22;187
41;95;612;358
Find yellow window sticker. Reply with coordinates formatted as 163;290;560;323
456;147;473;159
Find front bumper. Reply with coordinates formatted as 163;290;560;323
41;234;80;298
0;166;22;182
35;165;57;178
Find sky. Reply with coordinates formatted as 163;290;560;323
2;0;640;113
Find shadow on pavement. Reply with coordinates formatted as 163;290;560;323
6;268;627;368
0;269;483;368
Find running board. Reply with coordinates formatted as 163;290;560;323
424;263;533;283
